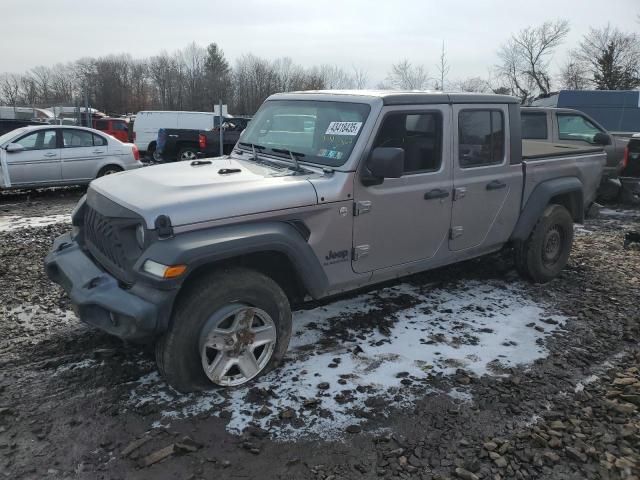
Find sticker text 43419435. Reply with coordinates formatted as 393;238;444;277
325;121;362;136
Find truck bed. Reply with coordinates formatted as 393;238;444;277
522;140;604;160
521;140;606;208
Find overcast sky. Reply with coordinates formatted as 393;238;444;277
2;0;639;86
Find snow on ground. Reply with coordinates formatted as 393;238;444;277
0;214;69;232
128;279;566;441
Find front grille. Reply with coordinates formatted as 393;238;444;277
84;205;134;280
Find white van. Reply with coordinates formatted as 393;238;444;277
133;108;228;157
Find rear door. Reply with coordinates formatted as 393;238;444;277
352;105;452;273
4;129;61;186
60;129;108;181
450;105;521;251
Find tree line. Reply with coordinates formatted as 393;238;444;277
0;20;638;115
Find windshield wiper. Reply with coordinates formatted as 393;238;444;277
238;142;266;163
271;148;305;172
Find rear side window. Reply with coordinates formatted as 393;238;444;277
95;120;109;130
373;112;443;173
458;110;505;168
93;134;107;146
522;113;548;140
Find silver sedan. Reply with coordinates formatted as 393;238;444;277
0;125;142;189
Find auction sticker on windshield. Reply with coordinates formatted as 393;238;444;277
325;121;362;136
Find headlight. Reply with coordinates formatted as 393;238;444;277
136;224;145;248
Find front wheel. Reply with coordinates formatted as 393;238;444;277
514;204;574;283
155;267;292;392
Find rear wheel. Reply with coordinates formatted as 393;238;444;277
177;147;198;162
155;267;292;392
515;204;574;283
97;165;123;177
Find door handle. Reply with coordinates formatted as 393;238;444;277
424;189;450;200
92;150;105;154
43;152;57;158
486;180;507;190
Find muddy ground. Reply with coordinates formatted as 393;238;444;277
1;188;639;480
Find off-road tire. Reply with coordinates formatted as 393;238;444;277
97;165;123;177
514;204;574;283
155;267;292;393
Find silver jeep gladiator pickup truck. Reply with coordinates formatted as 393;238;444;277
45;91;605;392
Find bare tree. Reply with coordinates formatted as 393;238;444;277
0;73;21;107
453;77;491;93
352;66;368;89
558;58;589;90
576;25;640;90
497;19;570;103
435;41;450;91
384;60;429;90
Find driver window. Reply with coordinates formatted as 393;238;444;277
372;112;443;174
557;115;602;143
15;130;57;150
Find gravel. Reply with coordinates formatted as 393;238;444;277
0;193;639;480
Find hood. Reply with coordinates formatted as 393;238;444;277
90;156;319;228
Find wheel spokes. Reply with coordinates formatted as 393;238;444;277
233;308;255;330
251;324;277;347
205;352;234;381
237;351;260;379
204;329;231;350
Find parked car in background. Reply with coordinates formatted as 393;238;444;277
154;117;247;161
0;125;141;189
93;117;131;143
521;107;625;179
622;134;640;178
531;90;640;137
197;117;251;158
133;109;227;159
0;118;45;136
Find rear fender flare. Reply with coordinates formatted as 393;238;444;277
510;177;584;241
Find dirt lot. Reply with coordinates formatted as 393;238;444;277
1;188;639;480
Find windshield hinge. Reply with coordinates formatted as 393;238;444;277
352;245;370;261
353;201;372;216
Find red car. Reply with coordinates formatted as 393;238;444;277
93;117;131;143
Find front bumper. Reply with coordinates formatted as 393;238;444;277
45;232;168;340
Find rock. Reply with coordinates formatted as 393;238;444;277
493;455;508;468
455;467;479;480
483;441;498;452
548;437;562;449
398;455;407;466
317;382;330;390
565;447;587;463
279;408;295;419
614;457;635;469
543;451;560;463
121;435;152;457
613;377;636;386
549;420;565;430
608;401;637;415
140;444;177;467
531;434;548;448
345;425;361;434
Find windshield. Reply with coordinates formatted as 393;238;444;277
0;127;28;146
238;100;370;167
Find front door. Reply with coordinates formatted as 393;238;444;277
4;129;61;186
352;106;452;273
450;105;520;251
61;129;107;181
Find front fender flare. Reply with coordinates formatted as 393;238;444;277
510;177;584;241
137;221;329;299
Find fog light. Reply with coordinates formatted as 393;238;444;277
143;260;186;279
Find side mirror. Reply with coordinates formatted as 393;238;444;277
5;143;25;153
593;132;611;146
367;147;404;180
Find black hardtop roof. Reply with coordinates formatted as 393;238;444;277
273;90;519;105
